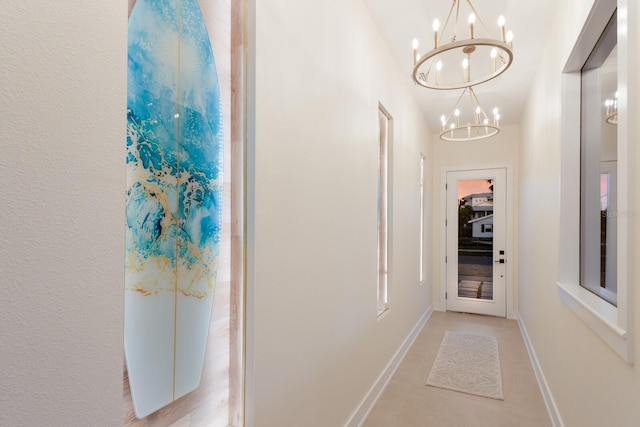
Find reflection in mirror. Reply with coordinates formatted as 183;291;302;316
580;10;617;306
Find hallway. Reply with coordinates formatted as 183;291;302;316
364;311;551;427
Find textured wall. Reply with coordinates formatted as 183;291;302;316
250;0;432;425
0;2;126;426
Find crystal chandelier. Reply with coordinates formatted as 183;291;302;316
438;86;500;142
411;0;514;90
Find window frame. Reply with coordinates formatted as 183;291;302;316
579;11;618;306
420;153;426;284
377;103;393;316
558;0;634;363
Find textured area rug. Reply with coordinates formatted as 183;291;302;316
426;331;504;400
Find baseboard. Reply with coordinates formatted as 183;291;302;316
344;305;433;427
517;314;565;427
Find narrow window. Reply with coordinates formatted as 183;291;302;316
419;154;425;283
377;105;392;315
580;10;617;306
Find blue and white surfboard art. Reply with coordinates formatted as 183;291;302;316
125;0;223;418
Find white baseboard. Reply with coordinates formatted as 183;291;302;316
517;314;565;427
344;306;433;427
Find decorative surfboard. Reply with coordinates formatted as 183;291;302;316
125;0;223;419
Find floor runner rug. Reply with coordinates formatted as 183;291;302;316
426;331;504;400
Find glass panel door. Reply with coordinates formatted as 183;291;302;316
457;179;494;300
446;168;506;317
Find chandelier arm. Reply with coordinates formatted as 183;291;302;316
480;107;489;122
425;61;434;82
469;87;489;121
451;87;468;112
453;0;461;42
466;0;491;36
443;88;469;124
440;1;457;44
469;86;481;105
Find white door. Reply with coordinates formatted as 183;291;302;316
446;168;506;317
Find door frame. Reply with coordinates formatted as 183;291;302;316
439;162;515;319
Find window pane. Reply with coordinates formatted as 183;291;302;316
420;154;425;283
377;106;390;315
580;10;617;306
457;179;494;300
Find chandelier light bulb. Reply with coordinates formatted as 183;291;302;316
433;19;440;48
498;15;506;42
462;58;469;82
506;30;514;47
433;19;440;32
441;114;446;123
435;59;442;85
493;107;499;116
483;118;489;125
475;106;481;114
412;38;419;64
455;109;460;117
468;13;476;38
490;47;498;71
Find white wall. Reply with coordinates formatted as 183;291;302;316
0;2;126;426
431;125;520;313
249;0;432;425
519;0;640;425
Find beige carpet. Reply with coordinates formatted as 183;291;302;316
426;331;504;400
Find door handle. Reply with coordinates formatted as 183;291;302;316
494;259;505;264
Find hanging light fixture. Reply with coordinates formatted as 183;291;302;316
438;86;500;141
411;0;514;90
605;91;618;125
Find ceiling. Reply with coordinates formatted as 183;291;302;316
362;0;559;133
